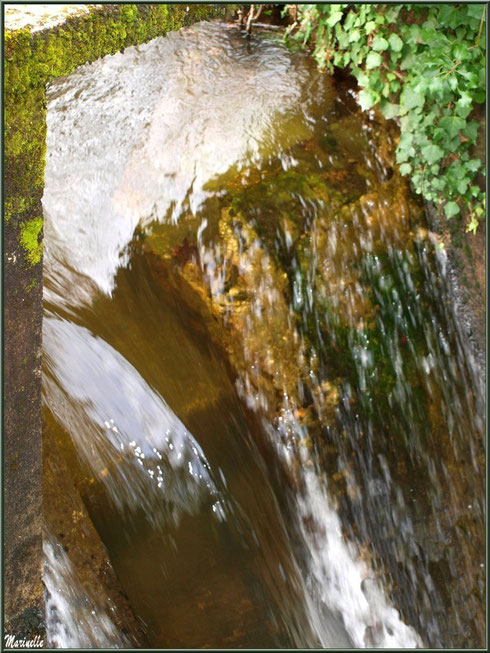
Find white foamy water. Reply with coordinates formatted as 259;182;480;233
255;408;422;649
44;533;127;648
298;467;422;648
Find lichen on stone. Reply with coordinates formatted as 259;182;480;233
19;217;43;266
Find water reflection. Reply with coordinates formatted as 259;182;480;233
43;20;484;649
43;316;222;527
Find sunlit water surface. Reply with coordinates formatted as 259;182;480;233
42;21;485;649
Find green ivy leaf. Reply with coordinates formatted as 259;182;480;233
457;179;469;194
415;132;430;148
452;43;472;61
381;82;390;97
399;163;412;175
447;161;466;179
448;135;462;152
438;116;466;139
421;143;444;164
466;158;482;173
431;127;446;142
336;30;350;49
389;50;402;67
455;25;468;40
380;101;399;119
365;51;383;69
358;87;381;110
388;33;403;52
462;121;479;142
390;79;401;93
326;11;344;27
420;26;438;44
431;177;447;191
349;28;361;42
474;90;486;103
396;133;416;162
459;68;480;88
446;75;458;91
437;5;458;25
342;10;356;30
421;109;439;127
400;86;424;110
455;91;474;118
356;70;370;86
364;20;376;34
466;4;485;20
444;201;460;218
478;66;485;88
372;35;389;51
400;53;415;71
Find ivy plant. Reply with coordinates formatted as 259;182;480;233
288;3;486;232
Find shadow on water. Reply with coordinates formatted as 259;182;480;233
42;20;484;649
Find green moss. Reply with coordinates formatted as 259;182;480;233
26;279;38;293
4;4;226;264
19;217;43;266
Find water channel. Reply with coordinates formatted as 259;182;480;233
41;21;485;649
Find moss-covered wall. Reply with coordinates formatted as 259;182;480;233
3;3;226;632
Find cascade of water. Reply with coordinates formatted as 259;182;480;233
42;20;484;649
43;315;223;529
43;533;128;648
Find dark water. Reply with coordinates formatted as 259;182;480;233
42;21;484;649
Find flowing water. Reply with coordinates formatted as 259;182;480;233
42;21;485;649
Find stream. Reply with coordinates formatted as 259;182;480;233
42;21;485;649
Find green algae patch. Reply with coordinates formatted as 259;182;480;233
19;217;43;266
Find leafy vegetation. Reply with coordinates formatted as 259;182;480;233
287;3;486;232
